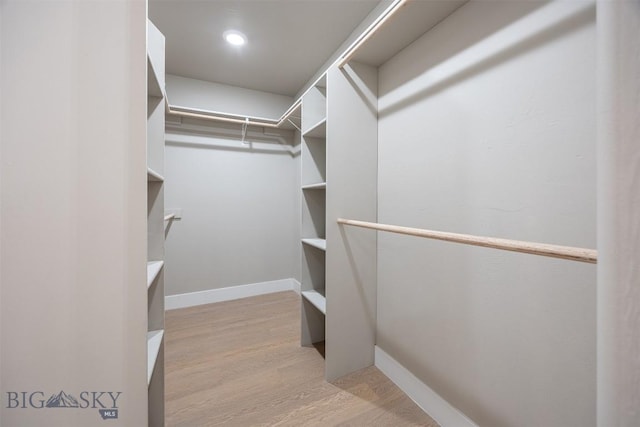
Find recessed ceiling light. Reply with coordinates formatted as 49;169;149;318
223;30;247;46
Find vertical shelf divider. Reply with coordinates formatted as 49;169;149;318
324;62;378;382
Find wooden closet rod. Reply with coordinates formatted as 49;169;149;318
168;107;280;128
337;218;597;264
167;99;302;129
276;100;302;127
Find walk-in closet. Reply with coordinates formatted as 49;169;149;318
1;0;639;426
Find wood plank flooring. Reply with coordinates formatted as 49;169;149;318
165;291;439;426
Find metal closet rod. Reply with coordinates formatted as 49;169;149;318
337;218;598;264
166;0;409;127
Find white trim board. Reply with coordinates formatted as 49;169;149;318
374;346;478;427
165;278;301;310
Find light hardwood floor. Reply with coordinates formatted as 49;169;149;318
165;291;439;426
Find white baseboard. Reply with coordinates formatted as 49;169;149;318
374;346;478;427
165;278;301;310
291;278;301;294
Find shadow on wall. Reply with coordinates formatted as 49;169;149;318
339;226;376;330
379;1;596;119
340;63;377;118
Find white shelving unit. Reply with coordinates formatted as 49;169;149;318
147;167;164;182
299;64;378;383
147;330;165;385
147;56;163;98
147;19;166;427
147;261;164;289
302;182;327;190
301;290;326;314
301;75;328;348
301;238;327;251
304;118;327;138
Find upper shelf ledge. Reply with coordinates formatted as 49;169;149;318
147;167;164;182
147;261;164;289
302;182;326;190
303;118;326;138
302;238;326;251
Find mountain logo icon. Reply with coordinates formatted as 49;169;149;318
45;391;80;408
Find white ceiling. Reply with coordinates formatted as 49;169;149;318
149;0;380;97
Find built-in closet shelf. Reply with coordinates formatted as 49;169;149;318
147;18;165;425
147;329;164;385
302;290;326;315
147;167;164;182
302;182;326;190
302;238;326;251
303;118;327;138
147;261;164;289
147;56;164;98
300;75;328;354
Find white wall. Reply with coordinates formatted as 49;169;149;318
166;74;293;120
164;119;300;297
1;1;147;426
597;1;640;425
0;1;4;394
377;2;596;426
